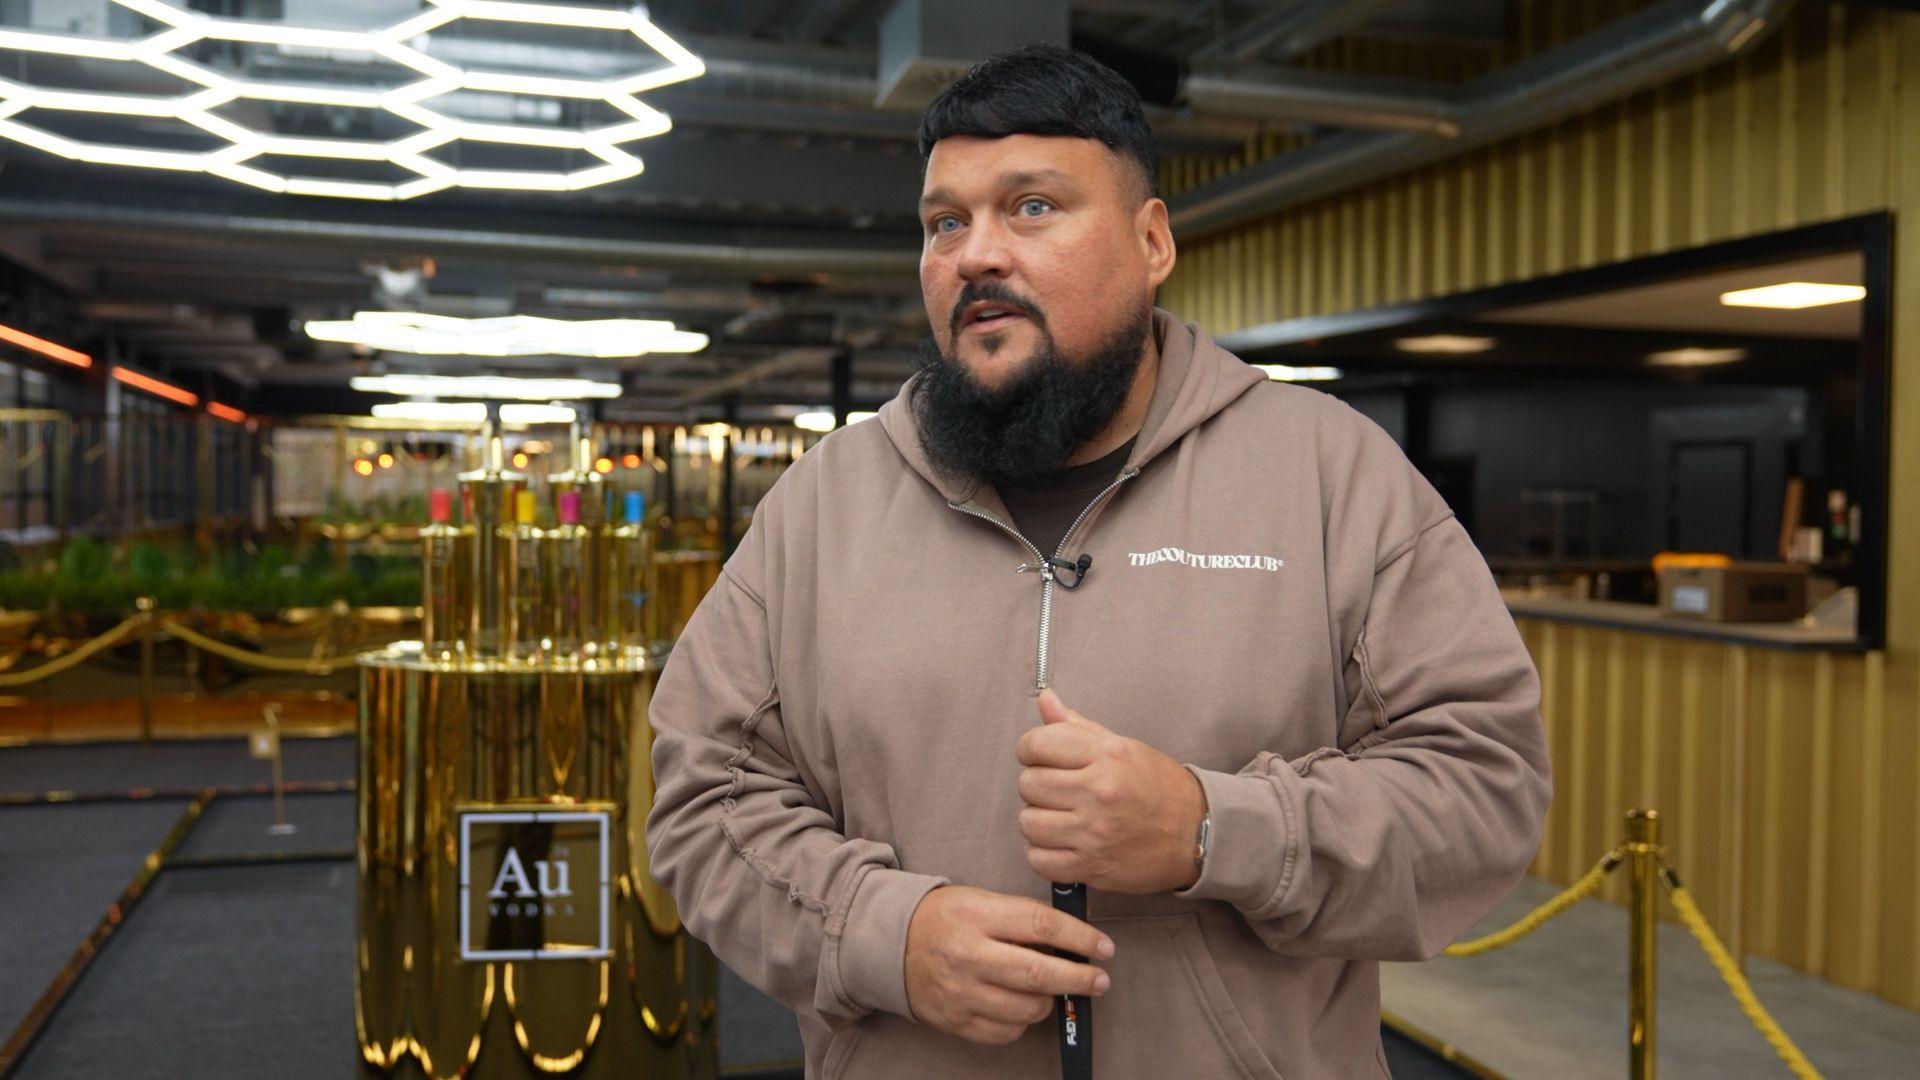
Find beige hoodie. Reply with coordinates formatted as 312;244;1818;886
646;310;1551;1079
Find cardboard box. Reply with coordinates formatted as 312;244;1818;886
1658;562;1808;623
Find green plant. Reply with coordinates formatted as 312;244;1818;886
0;539;422;616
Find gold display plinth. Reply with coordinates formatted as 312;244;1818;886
356;645;716;1079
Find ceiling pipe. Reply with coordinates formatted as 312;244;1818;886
0;197;921;276
1188;0;1402;66
422;29;1445;143
1169;0;1794;240
672;346;843;407
1180;68;1461;137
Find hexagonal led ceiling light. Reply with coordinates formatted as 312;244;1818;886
0;0;704;199
308;312;710;356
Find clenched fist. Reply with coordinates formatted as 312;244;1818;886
904;885;1113;1046
1016;689;1208;894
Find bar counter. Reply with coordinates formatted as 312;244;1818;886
1501;593;1864;653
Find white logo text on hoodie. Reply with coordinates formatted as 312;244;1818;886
1126;547;1283;572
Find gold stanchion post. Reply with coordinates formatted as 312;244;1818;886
261;704;294;836
136;596;156;744
1628;808;1661;1080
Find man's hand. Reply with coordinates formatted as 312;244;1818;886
1016;689;1208;894
904;885;1113;1046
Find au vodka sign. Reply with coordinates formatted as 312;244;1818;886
459;808;611;961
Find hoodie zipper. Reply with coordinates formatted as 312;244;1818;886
949;467;1140;690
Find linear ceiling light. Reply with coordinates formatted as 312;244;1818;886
1395;334;1496;355
350;374;621;400
0;0;704;199
113;366;199;407
371;401;576;425
1256;364;1343;381
793;411;876;432
1647;347;1748;367
307;312;707;356
1718;282;1866;310
206;401;249;423
372;401;484;422
0;321;92;368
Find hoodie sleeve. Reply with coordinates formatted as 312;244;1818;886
644;519;949;1025
1173;405;1551;961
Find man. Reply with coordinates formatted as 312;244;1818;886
646;44;1550;1079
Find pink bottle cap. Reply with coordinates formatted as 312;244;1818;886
558;490;580;525
429;489;451;524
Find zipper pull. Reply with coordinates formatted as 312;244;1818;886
1038;562;1057;582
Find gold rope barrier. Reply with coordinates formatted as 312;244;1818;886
154;616;388;675
1443;845;1625;958
0;604;400;686
1662;866;1825;1080
0;614;146;688
1436;809;1827;1080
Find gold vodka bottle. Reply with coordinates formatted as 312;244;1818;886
506;489;547;665
549;488;588;660
613;490;654;660
419;488;468;662
457;430;525;660
551;428;612;658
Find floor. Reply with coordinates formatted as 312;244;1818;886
1382;876;1920;1078
0;736;1472;1078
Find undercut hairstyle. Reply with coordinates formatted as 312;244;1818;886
917;43;1159;200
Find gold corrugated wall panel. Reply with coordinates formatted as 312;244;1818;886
1162;6;1901;310
1159;2;1920;1011
1510;626;1918;1008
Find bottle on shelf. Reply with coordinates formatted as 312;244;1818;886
506;489;548;665
457;426;525;659
549;489;588;660
1825;488;1855;568
613;490;654;659
551;426;612;659
419;488;468;662
549;425;610;525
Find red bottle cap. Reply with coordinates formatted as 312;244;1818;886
429;489;451;524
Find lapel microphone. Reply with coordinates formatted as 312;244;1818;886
1047;554;1093;590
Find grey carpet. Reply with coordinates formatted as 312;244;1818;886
0;799;188;1042
0;737;355;797
4;783;816;1078
175;791;356;859
718;964;805;1072
12;861;358;1079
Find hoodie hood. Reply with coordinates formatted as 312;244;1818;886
877;308;1269;504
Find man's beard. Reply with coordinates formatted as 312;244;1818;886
909;304;1151;489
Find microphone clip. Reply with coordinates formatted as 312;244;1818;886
1047;554;1093;591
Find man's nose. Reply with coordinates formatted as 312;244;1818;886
955;217;1013;282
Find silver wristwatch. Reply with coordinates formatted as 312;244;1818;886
1193;813;1212;869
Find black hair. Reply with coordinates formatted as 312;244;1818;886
917;43;1159;199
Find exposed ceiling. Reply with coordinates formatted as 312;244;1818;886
0;0;1801;424
1223;246;1868;391
1483;252;1864;340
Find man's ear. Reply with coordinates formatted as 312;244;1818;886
1138;196;1176;291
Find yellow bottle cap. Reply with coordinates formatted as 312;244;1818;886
515;489;537;525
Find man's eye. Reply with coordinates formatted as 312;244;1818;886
931;216;960;234
1019;199;1051;216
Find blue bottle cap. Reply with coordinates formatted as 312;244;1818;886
624;490;645;524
